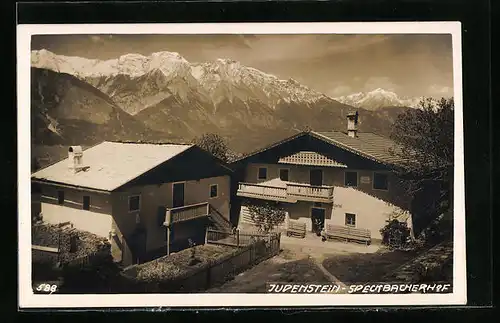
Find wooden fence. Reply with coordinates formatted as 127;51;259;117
122;231;281;293
206;228;280;248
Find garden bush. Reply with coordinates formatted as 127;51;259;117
244;200;286;233
413;259;452;284
380;219;412;250
417;211;453;246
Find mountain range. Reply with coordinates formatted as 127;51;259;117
30;49;432;165
334;88;428;110
31;67;179;146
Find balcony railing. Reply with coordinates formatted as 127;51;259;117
237;182;334;203
164;202;210;226
286;182;334;202
237;183;290;201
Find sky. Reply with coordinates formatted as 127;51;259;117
31;34;454;98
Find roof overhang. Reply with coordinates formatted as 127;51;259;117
231;131;400;169
31;178;112;194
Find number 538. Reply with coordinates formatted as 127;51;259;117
35;284;57;293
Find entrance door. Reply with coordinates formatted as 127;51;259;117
311;207;326;233
310;169;323;186
172;182;185;208
130;227;147;264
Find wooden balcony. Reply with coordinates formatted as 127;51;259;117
237;181;334;203
163;202;210;226
286;182;334;203
237;182;292;202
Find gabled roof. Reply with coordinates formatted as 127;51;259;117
31;141;194;191
312;131;408;166
233;130;409;167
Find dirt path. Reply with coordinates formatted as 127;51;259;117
206;234;383;293
310;256;346;287
206;247;335;293
206;250;300;293
207;240;372;293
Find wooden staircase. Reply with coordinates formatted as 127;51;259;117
239;206;256;226
237;206;286;232
208;205;234;232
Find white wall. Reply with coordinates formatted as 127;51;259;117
39;185;113;239
40;203;113;238
240;162;413;240
328;186;412;240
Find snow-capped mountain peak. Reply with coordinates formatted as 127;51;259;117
31;49;331;115
335;88;423;110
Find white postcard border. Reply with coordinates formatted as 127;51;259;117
17;22;466;308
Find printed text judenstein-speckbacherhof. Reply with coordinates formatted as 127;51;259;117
266;283;453;294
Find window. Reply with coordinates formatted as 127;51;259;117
210;184;218;198
344;171;358;187
345;213;356;227
373;172;389;190
279;169;289;181
128;195;141;212
57;191;64;205
258;167;267;180
82;196;90;210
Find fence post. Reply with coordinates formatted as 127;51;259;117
236;229;240;247
166;226;170;256
278;232;281;254
205;227;208;245
57;228;63;264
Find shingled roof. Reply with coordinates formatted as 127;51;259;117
312;131;409;166
31;141;194;191
234;130;409;168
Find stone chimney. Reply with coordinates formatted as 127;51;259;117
68;146;84;173
347;111;359;138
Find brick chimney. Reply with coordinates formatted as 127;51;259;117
68;146;84;173
347;111;359;138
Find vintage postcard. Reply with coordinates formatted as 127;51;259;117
18;22;466;308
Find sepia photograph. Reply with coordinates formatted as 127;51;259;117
18;22;465;308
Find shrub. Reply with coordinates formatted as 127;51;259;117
244;201;286;233
417;211;453;246
380;219;412;250
413;260;451;283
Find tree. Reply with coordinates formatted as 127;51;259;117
245;201;286;233
193;133;230;162
389;97;454;237
225;149;244;163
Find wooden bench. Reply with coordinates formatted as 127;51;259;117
325;224;371;245
286;220;306;238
